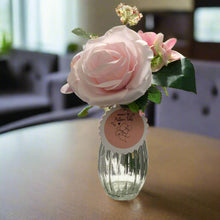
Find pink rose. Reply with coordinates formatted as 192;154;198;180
138;31;183;72
61;25;153;106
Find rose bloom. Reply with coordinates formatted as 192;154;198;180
61;25;153;107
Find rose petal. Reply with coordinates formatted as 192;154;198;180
127;40;153;89
70;52;81;68
60;83;74;94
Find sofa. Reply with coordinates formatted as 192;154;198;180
0;50;87;126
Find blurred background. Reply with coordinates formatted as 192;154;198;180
0;0;220;138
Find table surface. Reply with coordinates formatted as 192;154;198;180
0;119;220;220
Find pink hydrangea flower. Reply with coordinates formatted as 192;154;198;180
138;31;183;72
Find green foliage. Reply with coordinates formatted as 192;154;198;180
72;28;97;39
147;86;162;104
152;58;197;94
134;90;148;112
0;32;12;55
127;102;139;113
77;105;93;117
67;43;79;53
123;85;161;113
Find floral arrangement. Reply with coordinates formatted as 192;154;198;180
61;3;196;117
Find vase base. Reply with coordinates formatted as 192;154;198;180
101;180;143;201
107;192;139;201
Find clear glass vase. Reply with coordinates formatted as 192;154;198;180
98;140;148;201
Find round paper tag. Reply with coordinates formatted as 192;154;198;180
100;107;147;153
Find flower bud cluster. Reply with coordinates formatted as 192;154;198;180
115;3;143;26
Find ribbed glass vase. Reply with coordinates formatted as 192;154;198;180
98;140;148;201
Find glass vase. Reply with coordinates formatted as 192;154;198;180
98;140;148;201
98;106;148;201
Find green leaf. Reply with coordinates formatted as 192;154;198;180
148;86;162;104
72;28;97;39
134;90;148;112
127;102;139;113
152;58;197;94
77;105;93;117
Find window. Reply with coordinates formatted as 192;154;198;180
3;0;79;54
0;0;12;43
194;7;220;42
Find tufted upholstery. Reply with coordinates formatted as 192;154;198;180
5;49;58;94
155;59;220;139
58;53;74;72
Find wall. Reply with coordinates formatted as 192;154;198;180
77;0;194;35
134;0;194;11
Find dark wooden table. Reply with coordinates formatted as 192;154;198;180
0;119;220;220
